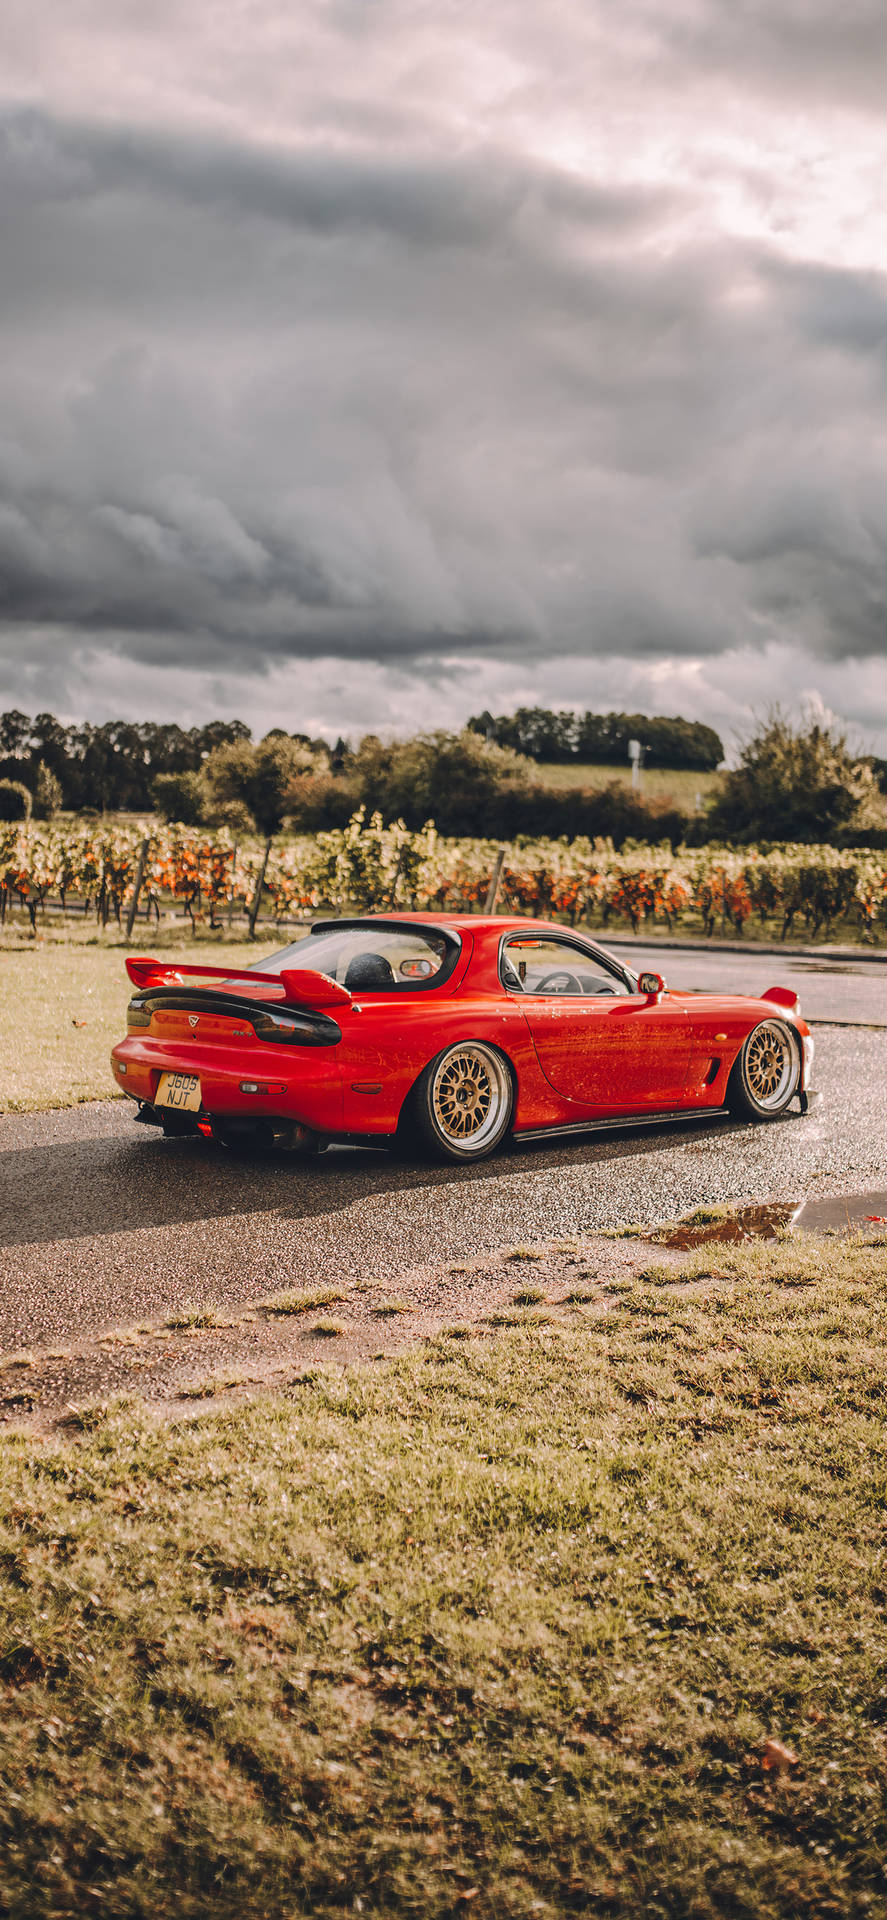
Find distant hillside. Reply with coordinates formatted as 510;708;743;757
534;763;723;806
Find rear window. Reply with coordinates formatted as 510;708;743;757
257;924;460;993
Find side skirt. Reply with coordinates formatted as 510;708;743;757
513;1105;732;1146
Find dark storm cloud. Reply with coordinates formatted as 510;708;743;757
0;39;886;724
763;256;887;357
0;104;674;245
0;104;716;667
647;0;887;116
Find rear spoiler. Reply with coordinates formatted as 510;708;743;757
125;956;352;1008
763;986;800;1014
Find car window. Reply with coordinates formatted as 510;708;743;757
502;937;631;997
257;925;459;993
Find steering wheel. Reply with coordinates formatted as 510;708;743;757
535;970;583;995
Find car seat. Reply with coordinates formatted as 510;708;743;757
343;952;396;990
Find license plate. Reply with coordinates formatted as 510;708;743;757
156;1072;201;1113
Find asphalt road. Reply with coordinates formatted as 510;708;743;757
607;940;887;1027
1;986;885;1353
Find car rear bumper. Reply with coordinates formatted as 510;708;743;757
111;1037;345;1133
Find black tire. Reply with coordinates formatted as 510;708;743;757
402;1040;515;1163
727;1018;801;1120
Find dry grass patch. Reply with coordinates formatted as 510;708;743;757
162;1304;225;1331
485;1306;556;1329
178;1373;250;1401
260;1288;346;1317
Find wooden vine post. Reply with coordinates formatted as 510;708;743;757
484;846;506;914
227;845;238;927
248;837;273;939
125;838;150;940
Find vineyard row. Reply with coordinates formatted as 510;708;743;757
2;810;886;941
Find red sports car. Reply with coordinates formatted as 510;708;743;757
111;913;817;1163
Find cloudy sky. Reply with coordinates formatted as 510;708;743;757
1;0;886;753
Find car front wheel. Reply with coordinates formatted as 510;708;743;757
728;1018;801;1120
405;1041;514;1163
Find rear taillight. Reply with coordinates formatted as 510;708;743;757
251;1010;341;1046
123;992;340;1045
251;1013;299;1040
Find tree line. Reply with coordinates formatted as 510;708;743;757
0;711;262;814
1;706;883;847
468;706;724;770
0;704;724;814
0;713;687;844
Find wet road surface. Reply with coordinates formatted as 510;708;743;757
1;1023;884;1354
611;940;887;1027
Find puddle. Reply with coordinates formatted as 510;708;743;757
794;1191;887;1236
652;1192;887;1249
655;1202;799;1250
785;961;862;975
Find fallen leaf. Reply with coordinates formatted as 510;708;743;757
762;1738;798;1774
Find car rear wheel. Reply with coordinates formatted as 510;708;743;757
728;1018;800;1120
404;1041;514;1163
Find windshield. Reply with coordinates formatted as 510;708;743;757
257;923;460;993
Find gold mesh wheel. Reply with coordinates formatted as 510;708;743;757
742;1020;799;1113
428;1043;512;1156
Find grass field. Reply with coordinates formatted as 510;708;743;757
534;763;724;804
0;938;258;1111
1;1231;885;1918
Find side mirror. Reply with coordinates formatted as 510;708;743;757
638;971;666;998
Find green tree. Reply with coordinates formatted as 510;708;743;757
709;709;880;844
351;729;536;833
203;735;328;835
33;763;63;819
31;714;71;792
0;710;31;758
0;778;32;821
152;770;209;826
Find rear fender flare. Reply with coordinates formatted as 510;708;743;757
395;1038;518;1136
